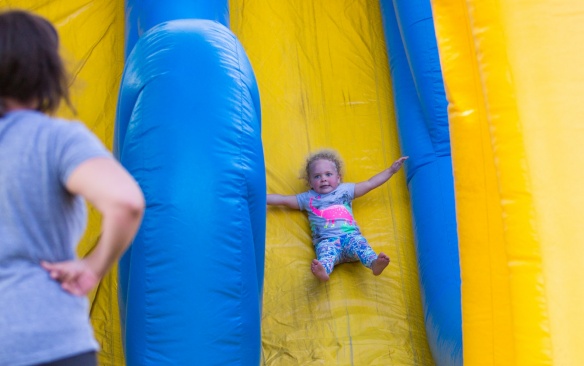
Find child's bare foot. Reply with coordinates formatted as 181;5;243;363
371;253;390;276
311;259;330;282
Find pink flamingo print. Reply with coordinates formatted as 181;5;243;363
309;197;354;228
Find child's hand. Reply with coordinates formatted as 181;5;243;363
390;156;408;174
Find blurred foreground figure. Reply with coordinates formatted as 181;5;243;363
0;10;144;366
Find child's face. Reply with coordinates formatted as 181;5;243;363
309;159;341;194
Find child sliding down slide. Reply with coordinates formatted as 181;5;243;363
267;149;407;281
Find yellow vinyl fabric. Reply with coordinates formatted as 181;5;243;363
0;2;126;365
432;0;584;365
231;1;433;365
429;2;515;365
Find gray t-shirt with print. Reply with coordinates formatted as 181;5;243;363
0;110;111;365
296;183;362;245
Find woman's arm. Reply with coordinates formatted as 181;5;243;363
42;157;144;296
354;156;408;198
267;194;300;209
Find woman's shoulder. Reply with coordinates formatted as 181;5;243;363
18;112;109;156
7;110;86;132
36;116;98;142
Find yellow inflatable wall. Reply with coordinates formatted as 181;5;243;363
432;0;584;365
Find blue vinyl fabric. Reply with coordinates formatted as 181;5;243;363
124;0;229;57
114;15;265;366
379;1;462;365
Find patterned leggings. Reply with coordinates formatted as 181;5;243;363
315;234;377;275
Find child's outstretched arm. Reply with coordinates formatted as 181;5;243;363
267;194;300;209
354;156;408;198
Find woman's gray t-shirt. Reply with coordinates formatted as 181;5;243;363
0;110;111;365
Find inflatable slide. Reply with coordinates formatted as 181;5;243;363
2;0;460;365
2;0;462;365
9;0;584;365
115;1;457;364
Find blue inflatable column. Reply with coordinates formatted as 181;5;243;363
115;19;265;365
379;1;462;365
124;0;230;57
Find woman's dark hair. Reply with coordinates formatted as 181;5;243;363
0;10;71;116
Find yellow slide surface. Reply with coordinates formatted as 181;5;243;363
231;1;433;365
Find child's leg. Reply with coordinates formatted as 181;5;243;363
313;238;342;281
344;235;390;276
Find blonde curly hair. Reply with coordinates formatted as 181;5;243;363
302;148;344;184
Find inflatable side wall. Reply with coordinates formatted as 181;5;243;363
379;1;461;365
432;0;584;364
115;2;265;364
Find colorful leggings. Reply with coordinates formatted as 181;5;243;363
315;234;377;275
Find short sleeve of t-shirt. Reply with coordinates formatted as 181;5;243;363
53;121;112;184
296;190;311;211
